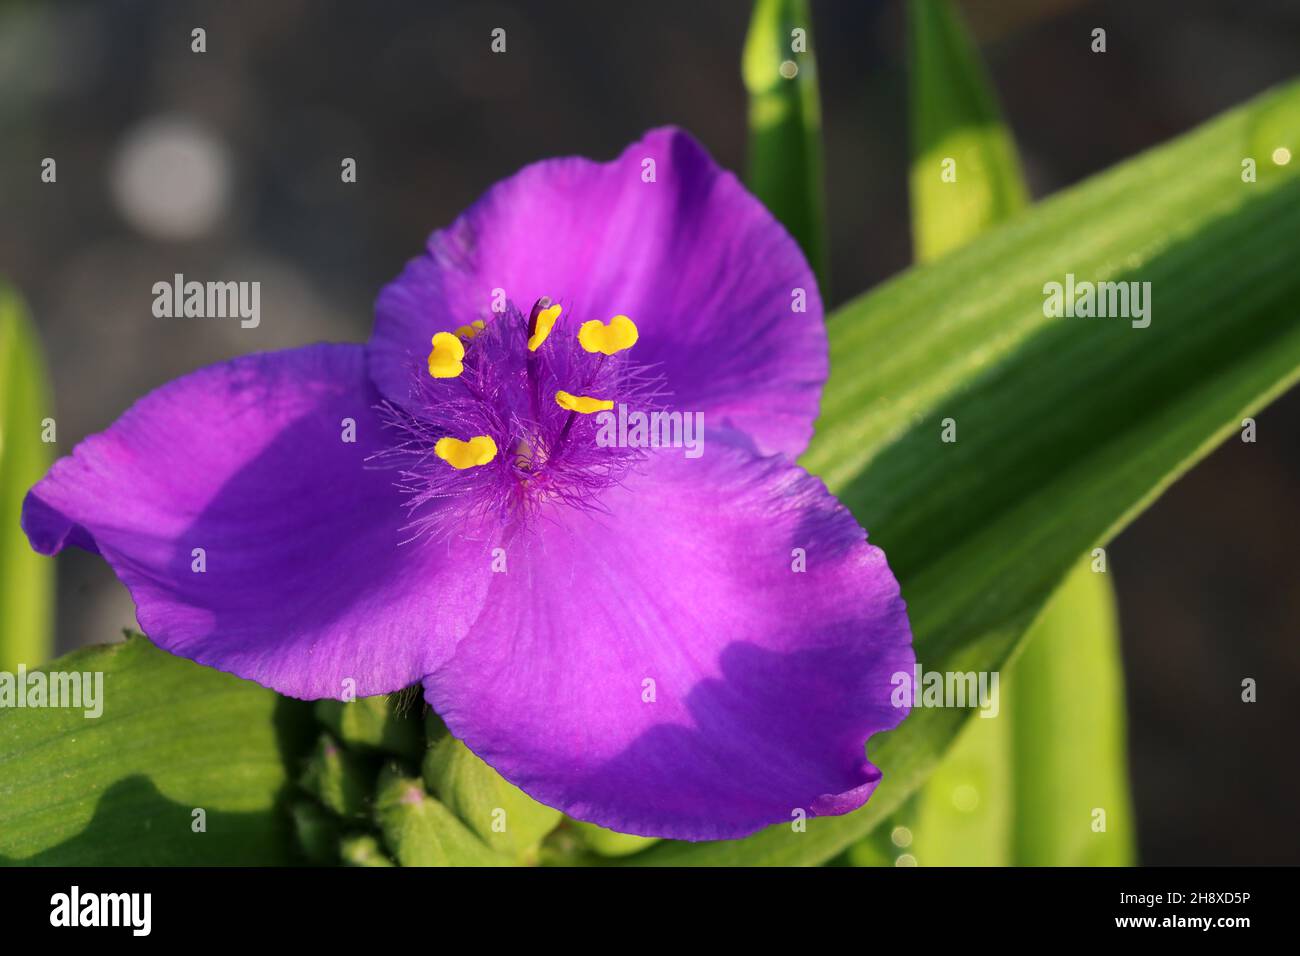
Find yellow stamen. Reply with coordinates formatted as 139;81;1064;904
434;435;498;470
555;390;614;414
427;332;465;378
455;320;486;340
578;314;638;355
528;304;562;351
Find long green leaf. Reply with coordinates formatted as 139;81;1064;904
0;635;315;864
0;285;54;671
907;0;1027;261
903;702;1011;866
744;0;828;289
879;0;1021;868
633;77;1300;864
1009;560;1134;864
896;559;1133;865
882;0;1133;868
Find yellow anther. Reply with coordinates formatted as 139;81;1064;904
434;435;498;470
555;390;614;414
528;304;562;352
427;332;465;378
456;320;486;340
578;314;639;355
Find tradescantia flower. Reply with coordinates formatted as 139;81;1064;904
21;128;913;841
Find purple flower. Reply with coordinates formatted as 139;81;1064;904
22;129;913;841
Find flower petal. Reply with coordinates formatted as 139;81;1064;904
421;438;913;841
370;127;825;458
22;344;491;699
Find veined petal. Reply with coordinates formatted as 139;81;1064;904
422;438;913;841
370;127;825;458
22;344;492;699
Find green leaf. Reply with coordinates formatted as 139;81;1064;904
631;77;1300;864
1008;560;1134;865
0;284;54;671
0;635;315;865
899;560;1132;865
876;0;1021;868
905;703;1012;866
314;692;423;760
569;819;658;858
374;764;509;866
744;0;828;290
291;799;343;865
867;0;1132;868
839;824;898;867
907;0;1028;261
422;735;562;860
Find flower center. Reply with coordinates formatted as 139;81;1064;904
376;296;659;542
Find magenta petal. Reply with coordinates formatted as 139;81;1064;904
370;127;826;458
22;344;491;699
422;441;913;841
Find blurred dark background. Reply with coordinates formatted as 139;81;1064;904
1;0;1296;864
